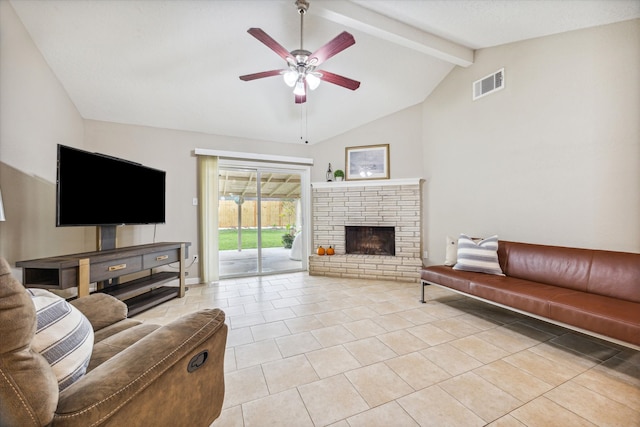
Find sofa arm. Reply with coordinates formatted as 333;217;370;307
53;308;227;427
70;293;128;331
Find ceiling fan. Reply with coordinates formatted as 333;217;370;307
239;0;360;104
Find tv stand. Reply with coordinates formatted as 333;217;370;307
16;242;190;316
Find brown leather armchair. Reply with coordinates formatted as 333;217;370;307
0;257;227;426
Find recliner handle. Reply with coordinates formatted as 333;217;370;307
187;350;209;373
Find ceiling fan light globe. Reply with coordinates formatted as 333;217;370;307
283;70;298;87
306;73;321;90
293;80;306;96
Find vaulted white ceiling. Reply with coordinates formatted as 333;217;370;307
9;0;640;144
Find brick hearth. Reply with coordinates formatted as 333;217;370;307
309;178;423;282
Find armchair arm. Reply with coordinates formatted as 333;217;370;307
70;293;128;331
52;308;227;427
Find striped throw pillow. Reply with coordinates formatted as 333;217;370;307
453;234;504;276
28;289;94;391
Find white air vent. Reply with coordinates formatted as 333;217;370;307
473;68;504;100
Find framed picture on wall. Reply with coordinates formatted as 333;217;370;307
345;144;390;180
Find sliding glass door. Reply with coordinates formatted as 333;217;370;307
218;164;306;277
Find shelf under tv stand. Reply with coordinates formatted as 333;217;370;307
16;242;190;316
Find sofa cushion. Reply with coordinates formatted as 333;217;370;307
93;317;145;343
89;323;160;372
549;292;640;346
422;266;472;294
469;276;578;318
28;288;94;391
70;292;128;331
453;234;504;276
586;250;640;303
498;241;591;291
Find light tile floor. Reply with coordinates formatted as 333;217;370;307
133;273;640;427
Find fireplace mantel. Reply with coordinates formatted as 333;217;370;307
312;178;422;189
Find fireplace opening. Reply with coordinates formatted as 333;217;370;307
345;226;395;256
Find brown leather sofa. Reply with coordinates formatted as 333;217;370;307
421;241;640;349
0;257;227;426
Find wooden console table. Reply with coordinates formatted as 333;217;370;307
16;242;190;316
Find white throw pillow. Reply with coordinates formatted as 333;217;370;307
453;234;504;276
28;289;94;391
444;236;458;266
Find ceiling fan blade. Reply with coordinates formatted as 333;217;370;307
247;28;293;62
295;93;306;104
318;70;361;91
309;31;356;66
239;69;283;81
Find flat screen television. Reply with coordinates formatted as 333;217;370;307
56;144;166;227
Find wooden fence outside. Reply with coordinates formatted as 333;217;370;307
218;200;297;228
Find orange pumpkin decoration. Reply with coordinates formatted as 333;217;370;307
326;246;335;255
317;246;326;256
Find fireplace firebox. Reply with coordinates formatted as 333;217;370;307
345;226;395;256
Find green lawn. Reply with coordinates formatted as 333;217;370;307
218;228;290;250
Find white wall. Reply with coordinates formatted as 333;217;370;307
0;1;87;264
423;19;640;263
309;104;424;183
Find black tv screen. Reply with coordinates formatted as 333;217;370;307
56;144;166;226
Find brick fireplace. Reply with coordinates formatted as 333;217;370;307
309;178;423;282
